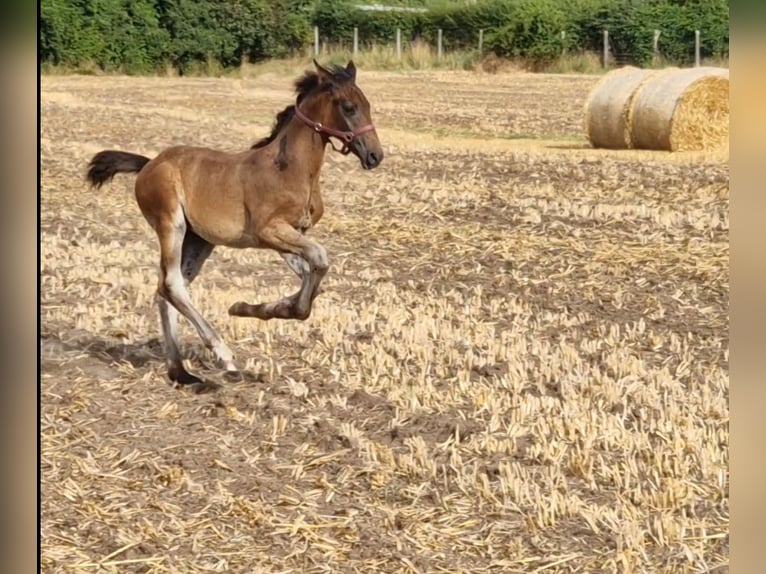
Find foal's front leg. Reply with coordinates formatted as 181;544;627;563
228;222;328;320
281;252;310;282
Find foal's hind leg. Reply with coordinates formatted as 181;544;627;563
159;230;216;385
155;213;237;383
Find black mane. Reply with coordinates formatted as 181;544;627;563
251;105;295;149
251;64;355;149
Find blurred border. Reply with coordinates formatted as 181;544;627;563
25;2;755;573
0;4;38;571
730;6;766;574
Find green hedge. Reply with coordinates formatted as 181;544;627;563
312;0;424;45
314;0;728;66
599;0;730;65
40;0;171;72
312;0;517;49
40;0;729;73
484;0;575;64
41;0;313;73
421;0;516;50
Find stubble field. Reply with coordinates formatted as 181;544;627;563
41;67;729;573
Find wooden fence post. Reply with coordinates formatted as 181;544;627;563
314;26;319;56
653;29;661;64
603;29;609;68
695;30;701;67
437;29;443;60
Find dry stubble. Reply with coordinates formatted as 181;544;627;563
41;70;728;573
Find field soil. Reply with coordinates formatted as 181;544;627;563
41;68;728;573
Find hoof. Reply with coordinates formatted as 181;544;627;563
186;380;221;394
228;301;251;316
223;370;244;383
168;364;220;393
169;364;204;386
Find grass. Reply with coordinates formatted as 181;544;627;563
41;70;728;572
236;42;481;78
41;43;729;79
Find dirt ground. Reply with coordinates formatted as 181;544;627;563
41;68;728;573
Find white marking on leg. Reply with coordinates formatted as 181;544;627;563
281;253;310;278
212;341;236;371
293;242;329;318
158;296;182;366
305;243;329;272
163;269;236;370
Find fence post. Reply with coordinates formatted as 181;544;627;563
396;28;402;60
314;26;319;56
561;30;566;55
653;29;661;63
602;29;609;68
478;29;484;56
353;27;358;58
437;28;443;60
695;30;701;67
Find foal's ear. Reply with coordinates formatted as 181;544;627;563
346;60;357;81
313;59;333;85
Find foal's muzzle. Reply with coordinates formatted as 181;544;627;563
352;136;383;170
363;149;383;170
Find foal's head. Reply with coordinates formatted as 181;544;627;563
296;60;384;170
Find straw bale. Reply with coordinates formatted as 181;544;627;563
629;66;729;152
583;66;663;149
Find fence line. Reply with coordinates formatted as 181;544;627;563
312;26;710;67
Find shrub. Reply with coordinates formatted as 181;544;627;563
39;0;730;73
485;0;573;65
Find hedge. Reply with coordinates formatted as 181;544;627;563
40;0;729;73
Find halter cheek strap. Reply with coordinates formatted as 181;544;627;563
293;106;375;155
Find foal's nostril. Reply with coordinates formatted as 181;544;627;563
366;151;381;167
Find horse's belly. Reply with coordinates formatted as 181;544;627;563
186;207;257;248
222;234;261;249
194;224;260;249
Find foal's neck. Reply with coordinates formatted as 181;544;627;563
277;101;330;181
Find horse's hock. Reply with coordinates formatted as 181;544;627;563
584;66;729;152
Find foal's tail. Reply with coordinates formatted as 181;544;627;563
86;150;151;189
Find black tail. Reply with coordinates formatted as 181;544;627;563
86;150;151;189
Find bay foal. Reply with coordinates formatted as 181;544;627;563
86;60;383;386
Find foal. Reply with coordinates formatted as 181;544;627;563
86;60;383;386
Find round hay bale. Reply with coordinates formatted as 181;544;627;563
629;66;729;152
583;66;664;149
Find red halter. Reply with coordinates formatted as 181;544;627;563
293;105;375;155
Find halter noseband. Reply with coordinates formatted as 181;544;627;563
293;105;375;155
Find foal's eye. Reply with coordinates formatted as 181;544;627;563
341;101;357;114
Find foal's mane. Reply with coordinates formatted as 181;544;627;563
251;64;355;149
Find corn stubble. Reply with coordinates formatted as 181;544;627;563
41;71;728;573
